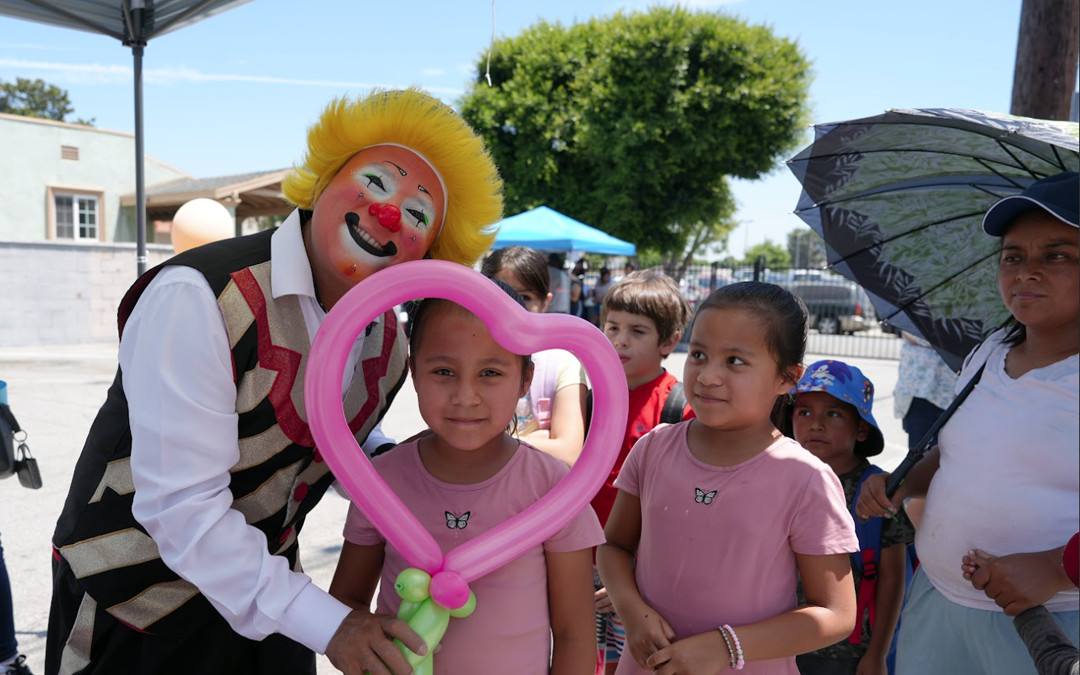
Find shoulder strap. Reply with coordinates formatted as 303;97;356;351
851;465;886;568
660;382;686;425
848;465;886;644
885;361;986;497
0;403;20;434
585;388;593;434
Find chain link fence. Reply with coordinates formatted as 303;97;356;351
579;261;901;362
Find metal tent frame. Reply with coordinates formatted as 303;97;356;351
0;0;252;275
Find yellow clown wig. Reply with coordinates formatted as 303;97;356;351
282;87;503;266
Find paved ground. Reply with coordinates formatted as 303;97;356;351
0;342;906;674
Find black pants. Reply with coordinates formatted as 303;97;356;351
796;653;861;675
902;397;946;450
46;554;315;675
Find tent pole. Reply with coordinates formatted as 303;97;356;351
132;42;147;277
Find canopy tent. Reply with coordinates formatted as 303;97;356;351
0;0;253;276
490;206;636;256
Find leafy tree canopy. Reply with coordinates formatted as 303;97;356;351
0;77;94;126
459;7;811;256
786;227;828;269
743;239;790;268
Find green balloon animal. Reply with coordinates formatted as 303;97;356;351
392;568;476;675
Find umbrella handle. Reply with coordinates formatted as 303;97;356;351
885;452;920;498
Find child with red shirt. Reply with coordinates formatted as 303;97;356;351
592;270;692;674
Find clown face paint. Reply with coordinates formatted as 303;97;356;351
308;144;446;285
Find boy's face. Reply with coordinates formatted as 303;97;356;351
791;391;867;468
603;309;679;390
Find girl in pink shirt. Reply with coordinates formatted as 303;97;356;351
330;288;604;674
597;282;859;674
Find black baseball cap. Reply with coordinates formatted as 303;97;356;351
982;171;1079;236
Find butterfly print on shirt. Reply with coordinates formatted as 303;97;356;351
445;511;471;529
694;488;717;505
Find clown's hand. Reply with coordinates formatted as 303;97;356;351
325;609;425;675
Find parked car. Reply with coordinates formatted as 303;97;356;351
787;280;876;335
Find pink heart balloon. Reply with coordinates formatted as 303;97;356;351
305;259;627;608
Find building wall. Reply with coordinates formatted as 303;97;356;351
0;241;175;347
0;114;189;243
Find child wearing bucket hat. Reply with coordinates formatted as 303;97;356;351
790;360;915;675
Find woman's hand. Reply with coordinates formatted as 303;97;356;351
854;472;903;521
962;547;1073;616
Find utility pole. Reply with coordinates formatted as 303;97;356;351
1010;0;1079;120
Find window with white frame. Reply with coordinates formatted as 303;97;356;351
54;193;99;241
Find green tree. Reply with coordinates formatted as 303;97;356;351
0;77;94;125
786;228;827;269
459;7;810;258
743;239;790;268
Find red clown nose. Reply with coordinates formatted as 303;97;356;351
368;203;402;231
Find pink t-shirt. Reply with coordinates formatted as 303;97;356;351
343;440;605;674
612;423;858;675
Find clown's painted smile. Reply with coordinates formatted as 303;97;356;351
344;211;398;257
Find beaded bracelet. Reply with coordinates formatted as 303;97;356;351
721;624;745;670
717;625;737;669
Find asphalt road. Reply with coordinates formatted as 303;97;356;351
0;343;905;674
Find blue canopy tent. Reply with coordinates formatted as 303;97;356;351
490;206;636;256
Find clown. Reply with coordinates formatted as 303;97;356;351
45;89;502;675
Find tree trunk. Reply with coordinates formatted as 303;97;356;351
1010;0;1080;120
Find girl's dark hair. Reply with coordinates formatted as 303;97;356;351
693;282;808;428
479;246;550;298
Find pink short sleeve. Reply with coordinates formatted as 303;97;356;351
544;503;604;553
612;432;649;498
788;463;859;555
343;500;385;546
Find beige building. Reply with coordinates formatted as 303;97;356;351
0;113;292;346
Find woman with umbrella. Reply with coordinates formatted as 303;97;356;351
856;171;1078;674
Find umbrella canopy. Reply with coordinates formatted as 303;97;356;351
788;108;1079;371
490;206;636;256
0;0;253;276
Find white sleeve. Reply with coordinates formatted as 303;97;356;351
360;421;396;457
123;267;351;654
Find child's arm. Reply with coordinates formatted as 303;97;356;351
644;552;855;673
858;543;907;675
521;383;587;466
547;547;599;675
326;540;426;675
596;490;676;670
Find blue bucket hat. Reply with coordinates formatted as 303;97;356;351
791;359;884;457
982;171;1079;236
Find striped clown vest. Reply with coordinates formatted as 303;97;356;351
50;227;407;639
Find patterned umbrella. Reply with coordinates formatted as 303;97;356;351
788;108;1079;371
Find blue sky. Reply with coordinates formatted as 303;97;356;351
0;0;1036;258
